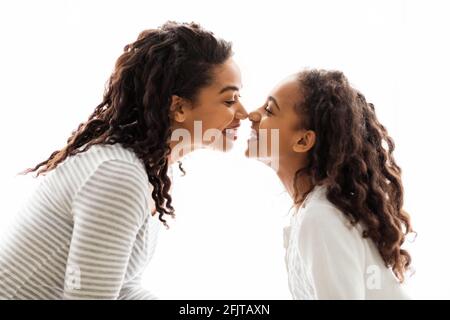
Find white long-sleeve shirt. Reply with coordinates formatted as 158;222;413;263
283;185;410;300
0;143;161;299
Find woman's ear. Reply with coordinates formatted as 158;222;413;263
170;95;190;123
292;130;316;153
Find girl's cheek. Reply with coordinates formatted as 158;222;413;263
259;118;271;130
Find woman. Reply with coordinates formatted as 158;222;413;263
0;21;247;299
246;69;413;299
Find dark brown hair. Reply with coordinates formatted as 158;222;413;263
23;21;233;227
294;69;413;282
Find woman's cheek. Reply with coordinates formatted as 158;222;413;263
218;107;236;129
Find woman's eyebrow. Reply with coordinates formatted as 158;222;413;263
268;96;280;110
219;85;241;94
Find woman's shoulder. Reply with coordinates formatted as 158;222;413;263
85;143;144;166
51;143;150;196
69;144;154;223
59;143;145;176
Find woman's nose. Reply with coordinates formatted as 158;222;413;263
249;111;262;123
235;102;248;120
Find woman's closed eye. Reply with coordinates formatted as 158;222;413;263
224;94;241;107
224;100;238;107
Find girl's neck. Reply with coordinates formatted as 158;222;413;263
277;162;313;206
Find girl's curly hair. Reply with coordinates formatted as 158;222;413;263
22;21;232;227
294;69;413;282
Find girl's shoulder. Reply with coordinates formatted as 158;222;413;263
295;185;357;233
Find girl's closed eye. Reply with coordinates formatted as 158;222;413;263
264;103;274;115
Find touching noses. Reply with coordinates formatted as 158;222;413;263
249;111;262;124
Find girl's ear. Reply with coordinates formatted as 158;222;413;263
292;130;316;153
170;95;191;123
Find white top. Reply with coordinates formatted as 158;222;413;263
0;143;161;299
283;185;410;300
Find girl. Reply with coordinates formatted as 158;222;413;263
0;21;247;299
246;69;413;299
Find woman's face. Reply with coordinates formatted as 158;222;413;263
245;75;307;167
171;58;248;152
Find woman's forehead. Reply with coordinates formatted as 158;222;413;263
212;59;242;90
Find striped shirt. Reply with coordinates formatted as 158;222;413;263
0;143;161;299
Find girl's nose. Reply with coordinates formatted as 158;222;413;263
249;111;262;122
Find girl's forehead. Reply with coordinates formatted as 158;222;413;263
271;76;302;107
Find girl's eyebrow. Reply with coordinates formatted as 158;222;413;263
268;96;280;110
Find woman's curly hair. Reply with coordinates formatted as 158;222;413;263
22;21;232;227
293;69;413;282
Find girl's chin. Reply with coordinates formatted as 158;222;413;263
245;144;277;169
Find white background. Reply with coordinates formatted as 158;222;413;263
0;0;449;299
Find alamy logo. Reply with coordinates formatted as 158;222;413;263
65;263;81;290
171;121;280;171
366;265;381;290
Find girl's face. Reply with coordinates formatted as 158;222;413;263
245;75;310;167
171;58;248;152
